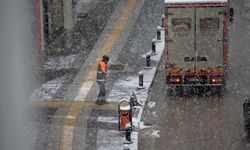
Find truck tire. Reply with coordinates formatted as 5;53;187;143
167;86;174;96
167;86;184;96
176;86;184;96
216;86;224;96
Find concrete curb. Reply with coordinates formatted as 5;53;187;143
133;28;165;150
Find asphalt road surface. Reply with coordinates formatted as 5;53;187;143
139;0;250;149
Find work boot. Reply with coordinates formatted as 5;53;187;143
102;101;109;104
100;96;109;104
95;97;103;105
95;101;103;105
124;139;133;144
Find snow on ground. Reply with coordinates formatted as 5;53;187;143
30;76;66;100
152;111;157;117
31;54;81;101
139;121;151;130
75;0;93;15
142;29;165;61
107;67;157;130
98;117;118;124
108;67;156;105
151;130;160;138
147;101;156;109
107;28;164;123
30;27;164;148
97;28;165;149
97;129;138;150
43;54;81;71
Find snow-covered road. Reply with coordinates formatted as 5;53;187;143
139;0;250;149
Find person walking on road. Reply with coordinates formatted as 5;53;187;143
96;55;109;105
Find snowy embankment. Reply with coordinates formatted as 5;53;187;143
97;27;165;150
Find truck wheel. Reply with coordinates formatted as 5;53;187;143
204;88;212;97
167;86;172;96
167;86;178;96
216;86;224;96
176;86;184;96
183;86;190;96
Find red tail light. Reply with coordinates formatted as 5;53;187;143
170;78;181;83
211;78;223;84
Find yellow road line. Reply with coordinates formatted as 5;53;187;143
33;100;118;110
33;101;73;107
59;0;138;150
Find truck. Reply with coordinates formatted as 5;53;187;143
164;0;233;95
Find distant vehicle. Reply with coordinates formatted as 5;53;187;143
243;99;250;137
164;0;234;95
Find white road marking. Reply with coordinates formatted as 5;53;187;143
61;126;74;150
74;81;94;100
61;81;94;150
66;116;76;119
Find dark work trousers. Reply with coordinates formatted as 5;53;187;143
97;81;106;101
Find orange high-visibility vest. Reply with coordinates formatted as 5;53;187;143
99;61;107;73
96;60;107;81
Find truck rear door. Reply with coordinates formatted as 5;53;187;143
195;7;224;69
167;6;225;72
167;7;195;70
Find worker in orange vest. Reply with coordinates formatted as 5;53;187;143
95;55;109;105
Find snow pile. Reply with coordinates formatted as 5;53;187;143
139;121;151;130
147;102;156;109
120;105;131;110
97;117;118;124
152;111;157;117
151;130;160;138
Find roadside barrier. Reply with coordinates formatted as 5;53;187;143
137;71;145;89
151;39;157;55
146;54;151;67
161;14;165;28
156;26;161;41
